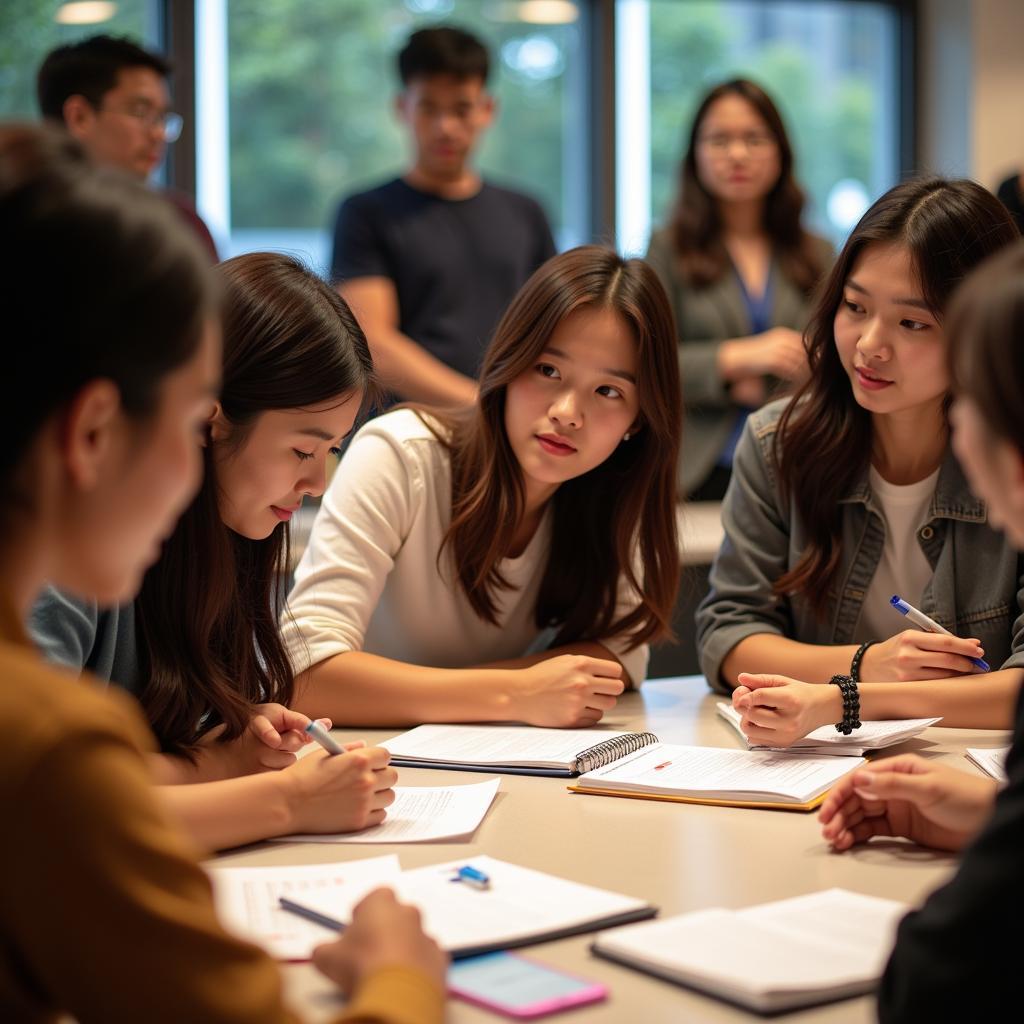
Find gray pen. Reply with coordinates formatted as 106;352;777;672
304;719;345;755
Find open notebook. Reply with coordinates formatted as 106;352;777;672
568;743;864;811
717;702;942;757
382;724;661;777
593;889;907;1014
272;855;656;960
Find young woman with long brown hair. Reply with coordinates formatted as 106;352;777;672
696;176;1023;739
646;78;832;499
31;251;400;850
1;122;443;1024
284;245;682;726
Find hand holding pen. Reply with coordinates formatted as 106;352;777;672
856;596;989;682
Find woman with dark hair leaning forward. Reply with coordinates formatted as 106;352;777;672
30;252;401;850
0;123;444;1024
696;176;1024;736
646;78;832;499
284;246;683;727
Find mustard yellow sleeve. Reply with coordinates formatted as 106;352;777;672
338;966;446;1024
7;721;303;1024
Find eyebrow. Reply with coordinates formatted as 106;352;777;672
295;427;337;441
544;346;637;385
846;279;932;312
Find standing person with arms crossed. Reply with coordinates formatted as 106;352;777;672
0;123;444;1024
37;33;218;260
30;252;400;853
645;79;832;499
695;177;1024;732
283;247;682;727
817;240;1024;1019
332;25;556;407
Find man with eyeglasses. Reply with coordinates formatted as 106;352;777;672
37;34;218;262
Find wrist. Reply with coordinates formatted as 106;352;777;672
716;340;741;382
489;670;522;719
815;684;844;730
265;768;302;837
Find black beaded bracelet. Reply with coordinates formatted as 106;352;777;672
850;641;875;683
829;674;862;735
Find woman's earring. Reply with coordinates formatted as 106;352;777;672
623;432;631;441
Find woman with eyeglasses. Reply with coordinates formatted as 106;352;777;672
645;79;832;500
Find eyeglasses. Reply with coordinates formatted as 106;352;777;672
102;103;183;142
698;132;776;154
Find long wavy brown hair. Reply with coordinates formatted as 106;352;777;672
774;177;1019;613
422;246;682;652
135;252;377;757
669;78;826;291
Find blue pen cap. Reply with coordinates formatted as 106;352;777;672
890;595;910;613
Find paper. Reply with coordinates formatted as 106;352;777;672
382;724;644;770
717;702;941;756
276;779;500;844
575;743;864;804
208;855;400;960
292;855;654;956
966;746;1009;783
594;889;907;1013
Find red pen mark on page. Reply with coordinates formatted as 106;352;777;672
653;761;672;770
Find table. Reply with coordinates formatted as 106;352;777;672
210;676;1011;1022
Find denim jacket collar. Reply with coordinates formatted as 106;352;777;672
837;445;987;523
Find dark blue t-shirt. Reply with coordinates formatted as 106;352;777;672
330;177;556;379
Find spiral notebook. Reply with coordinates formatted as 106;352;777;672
381;724;661;777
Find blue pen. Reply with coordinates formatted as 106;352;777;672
890;595;990;672
451;865;491;890
279;897;345;933
304;720;345;755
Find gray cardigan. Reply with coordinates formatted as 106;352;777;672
696;400;1024;693
645;228;832;495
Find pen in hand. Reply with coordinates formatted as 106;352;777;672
890;595;990;672
305;719;346;755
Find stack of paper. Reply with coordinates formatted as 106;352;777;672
593;889;907;1013
275;779;500;844
211;855;656;960
966;746;1010;783
717;702;941;756
209;856;401;960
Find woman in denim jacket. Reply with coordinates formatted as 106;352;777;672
696;177;1024;740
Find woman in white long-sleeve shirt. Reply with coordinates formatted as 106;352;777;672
283;246;683;728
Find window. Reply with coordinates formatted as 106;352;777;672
198;0;589;273
617;0;901;253
0;1;162;119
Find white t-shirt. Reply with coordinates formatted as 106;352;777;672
281;409;649;684
858;465;940;641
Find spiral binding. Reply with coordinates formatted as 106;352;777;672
573;732;659;774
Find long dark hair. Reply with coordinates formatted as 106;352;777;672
2;123;211;529
948;240;1024;448
423;246;681;651
135;252;376;757
669;78;825;291
775;177;1019;612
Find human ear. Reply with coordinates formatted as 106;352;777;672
207;401;230;445
480;93;497;127
61;94;98;142
60;379;122;490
